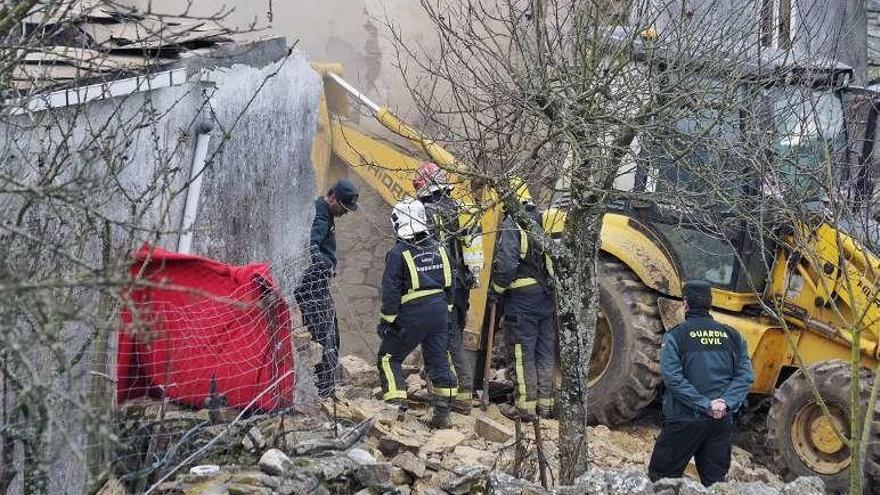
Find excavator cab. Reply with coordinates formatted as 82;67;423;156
605;45;880;489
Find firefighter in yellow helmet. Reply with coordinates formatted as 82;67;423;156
490;176;557;420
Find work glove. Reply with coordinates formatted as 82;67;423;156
464;270;478;290
377;320;401;340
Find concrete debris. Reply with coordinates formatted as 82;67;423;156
292;327;323;370
378;432;424;458
402;348;423;369
604;468;654;494
475;416;514;443
405;373;426;388
419;428;466;457
442;464;490;495
128;354;799;495
486;470;549;495
227;471;279;489
726;448;781;487
652;477;708;495
706;481;779;495
561;470;608;495
183;480;229;495
258;448;293;476
297;455;356;481
486;471;550;495
292;416;375;455
780;476;824;495
339;354;378;388
354;462;397;490
391;451;427;478
346;447;378;465
406;373;427;394
241;426;265;452
452;445;496;467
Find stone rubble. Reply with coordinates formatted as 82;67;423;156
339;354;378;389
258;448;293;476
475;416;515;443
114;354;824;495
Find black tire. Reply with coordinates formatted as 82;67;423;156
587;256;664;425
767;359;880;493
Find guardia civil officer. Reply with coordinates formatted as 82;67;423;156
648;280;754;486
376;198;458;428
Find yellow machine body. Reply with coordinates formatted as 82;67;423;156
309;62;880;395
311;63;499;351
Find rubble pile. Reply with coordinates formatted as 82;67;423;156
105;355;816;495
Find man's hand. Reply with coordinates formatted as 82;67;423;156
488;289;502;305
709;398;727;419
376;321;400;339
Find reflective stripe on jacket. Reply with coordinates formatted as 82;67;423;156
380;239;453;323
491;207;551;294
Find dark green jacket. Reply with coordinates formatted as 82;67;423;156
661;313;754;422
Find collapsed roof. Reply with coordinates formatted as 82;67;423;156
7;0;234;93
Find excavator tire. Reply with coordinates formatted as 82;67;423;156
587;255;664;425
767;359;880;493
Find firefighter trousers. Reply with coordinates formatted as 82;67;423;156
447;283;473;399
377;295;457;402
503;287;556;415
294;264;338;398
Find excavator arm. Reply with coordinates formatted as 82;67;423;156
311;63;500;350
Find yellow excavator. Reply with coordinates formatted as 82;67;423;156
308;51;880;489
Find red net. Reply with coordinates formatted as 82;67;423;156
116;244;295;412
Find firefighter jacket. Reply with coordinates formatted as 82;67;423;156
423;191;481;288
308;197;337;271
661;312;754;422
491;207;553;294
379;238;454;324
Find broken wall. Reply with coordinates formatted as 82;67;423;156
0;46;322;493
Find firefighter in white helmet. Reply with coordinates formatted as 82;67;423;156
376;198;458;428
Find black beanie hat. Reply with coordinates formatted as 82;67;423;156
683;280;712;313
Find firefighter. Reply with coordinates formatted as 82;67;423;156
294;179;359;399
412;162;484;415
376;198;458;428
490;177;557;421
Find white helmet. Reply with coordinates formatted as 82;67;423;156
391;198;428;240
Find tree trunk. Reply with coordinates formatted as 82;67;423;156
555;204;604;483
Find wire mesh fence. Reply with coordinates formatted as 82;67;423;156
0;243;338;494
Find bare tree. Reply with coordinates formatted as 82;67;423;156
0;1;313;493
377;0;879;488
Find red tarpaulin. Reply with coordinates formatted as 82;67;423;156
117;244;295;411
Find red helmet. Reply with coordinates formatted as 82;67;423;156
412;162;450;198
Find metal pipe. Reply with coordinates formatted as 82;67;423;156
327;72;381;113
177;117;215;254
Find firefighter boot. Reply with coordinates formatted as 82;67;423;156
499;403;536;423
451;390;473;415
537;402;554;419
429;396;453;429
